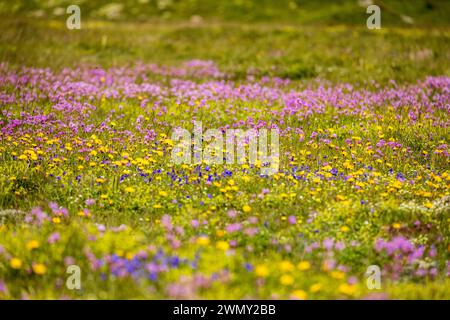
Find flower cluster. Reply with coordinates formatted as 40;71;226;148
0;61;449;299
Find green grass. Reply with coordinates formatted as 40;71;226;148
1;0;450;84
1;17;449;84
2;0;450;26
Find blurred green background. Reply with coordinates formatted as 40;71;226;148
2;0;450;25
0;0;449;83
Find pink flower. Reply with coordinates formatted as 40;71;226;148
287;215;296;225
227;210;237;218
225;223;242;233
161;214;172;231
0;281;8;294
48;232;60;244
191;219;199;228
85;198;95;206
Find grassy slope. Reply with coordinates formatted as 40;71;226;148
0;0;449;84
2;0;450;26
0;18;449;84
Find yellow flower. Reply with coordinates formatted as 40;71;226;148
291;290;307;300
339;283;357;295
392;223;401;229
424;202;433;209
330;270;345;279
242;205;252;213
196;236;210;246
216;241;230;251
340;226;350;233
280;274;294;286
279;260;295;272
297;261;311;271
159;191;168;197
216;230;225;237
32;263;47;275
124;187;135;193
163;138;174;146
52;217;61;224
126;252;134;260
309;283;322;293
255;265;269;278
10;258;22;269
26;240;40;250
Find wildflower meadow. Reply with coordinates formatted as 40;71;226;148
0;1;449;301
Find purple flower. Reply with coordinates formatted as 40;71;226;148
0;281;7;294
48;232;60;244
335;241;345;251
225;223;242;233
244;227;258;237
64;256;75;266
161;214;172;231
227;210;237;218
191;219;199;228
85;198;95;206
248;216;258;224
287;215;296;225
323;238;334;250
